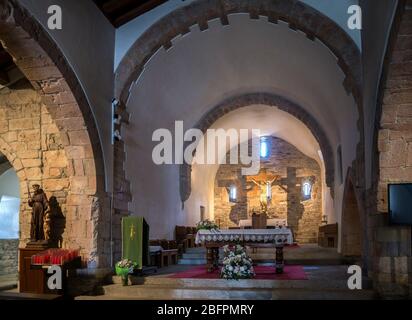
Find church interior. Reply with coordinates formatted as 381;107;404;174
0;0;411;301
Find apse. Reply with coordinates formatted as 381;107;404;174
185;105;334;243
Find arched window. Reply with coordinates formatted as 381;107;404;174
260;137;269;158
229;185;237;203
302;181;312;200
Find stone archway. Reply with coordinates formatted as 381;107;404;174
0;135;28;241
114;0;365;222
0;0;108;267
0;153;20;278
180;93;334;205
115;0;362;107
341;170;363;257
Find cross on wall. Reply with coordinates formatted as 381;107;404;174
245;167;315;199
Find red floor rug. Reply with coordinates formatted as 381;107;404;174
168;265;307;280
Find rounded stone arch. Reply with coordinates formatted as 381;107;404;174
0;135;27;182
0;0;105;190
0;1;107;266
179;92;335;204
115;0;362;109
0;136;28;242
115;0;365;211
341;167;365;258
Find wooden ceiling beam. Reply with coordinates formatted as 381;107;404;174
112;0;167;27
93;0;167;27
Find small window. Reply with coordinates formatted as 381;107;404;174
229;185;237;203
260;137;269;158
302;181;312;200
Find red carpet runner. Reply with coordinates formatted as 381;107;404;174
169;265;307;280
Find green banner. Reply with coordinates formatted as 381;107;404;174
122;216;149;269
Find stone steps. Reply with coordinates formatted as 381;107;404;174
113;276;347;289
178;249;350;266
76;283;377;300
110;275;372;290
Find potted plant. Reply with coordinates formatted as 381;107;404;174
115;259;138;286
220;245;255;280
196;219;219;231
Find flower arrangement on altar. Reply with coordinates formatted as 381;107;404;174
115;259;138;285
220;245;255;280
196;219;219;231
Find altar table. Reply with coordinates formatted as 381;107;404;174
195;229;293;273
239;218;288;228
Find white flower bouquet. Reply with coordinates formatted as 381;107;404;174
220;245;255;280
196;219;219;231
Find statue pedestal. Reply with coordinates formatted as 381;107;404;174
19;241;57;294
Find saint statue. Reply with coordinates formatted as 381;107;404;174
28;184;49;242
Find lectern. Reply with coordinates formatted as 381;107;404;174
121;216;149;269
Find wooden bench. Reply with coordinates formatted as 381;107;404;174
149;240;179;268
161;249;178;267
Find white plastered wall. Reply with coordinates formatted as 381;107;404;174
124;14;359;244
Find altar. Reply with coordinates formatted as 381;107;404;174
238;218;288;228
195;228;293;273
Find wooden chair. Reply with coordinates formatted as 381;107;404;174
175;226;189;253
150;239;178;268
318;223;338;248
186;227;195;248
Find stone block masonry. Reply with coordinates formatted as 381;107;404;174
0;239;18;276
373;1;412;298
0;79;70;247
214;136;322;243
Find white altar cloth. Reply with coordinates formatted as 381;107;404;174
195;228;293;245
238;218;288;228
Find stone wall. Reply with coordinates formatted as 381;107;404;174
0;79;70;245
214;137;322;243
0;1;109;267
373;1;412;298
0;239;18;276
0;79;102;263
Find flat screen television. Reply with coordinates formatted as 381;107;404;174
388;183;412;225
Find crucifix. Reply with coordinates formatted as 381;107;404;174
246;169;280;214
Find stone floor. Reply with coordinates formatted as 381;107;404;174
76;245;375;300
1;245;374;300
0;273;18;292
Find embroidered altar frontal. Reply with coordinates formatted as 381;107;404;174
195;229;293;245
